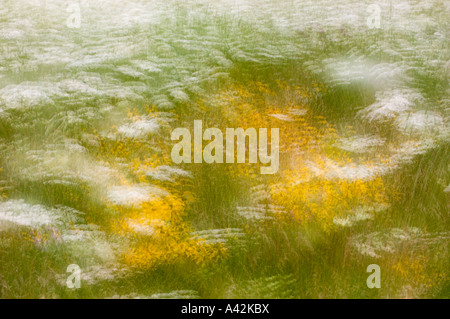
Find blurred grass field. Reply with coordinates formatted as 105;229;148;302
0;0;449;298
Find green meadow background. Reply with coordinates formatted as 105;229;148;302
0;0;448;298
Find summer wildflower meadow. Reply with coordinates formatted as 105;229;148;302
0;0;448;299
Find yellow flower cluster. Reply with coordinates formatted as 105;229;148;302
98;79;390;269
392;255;447;296
270;175;387;230
102;106;227;270
203;80;388;231
112;192;227;269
